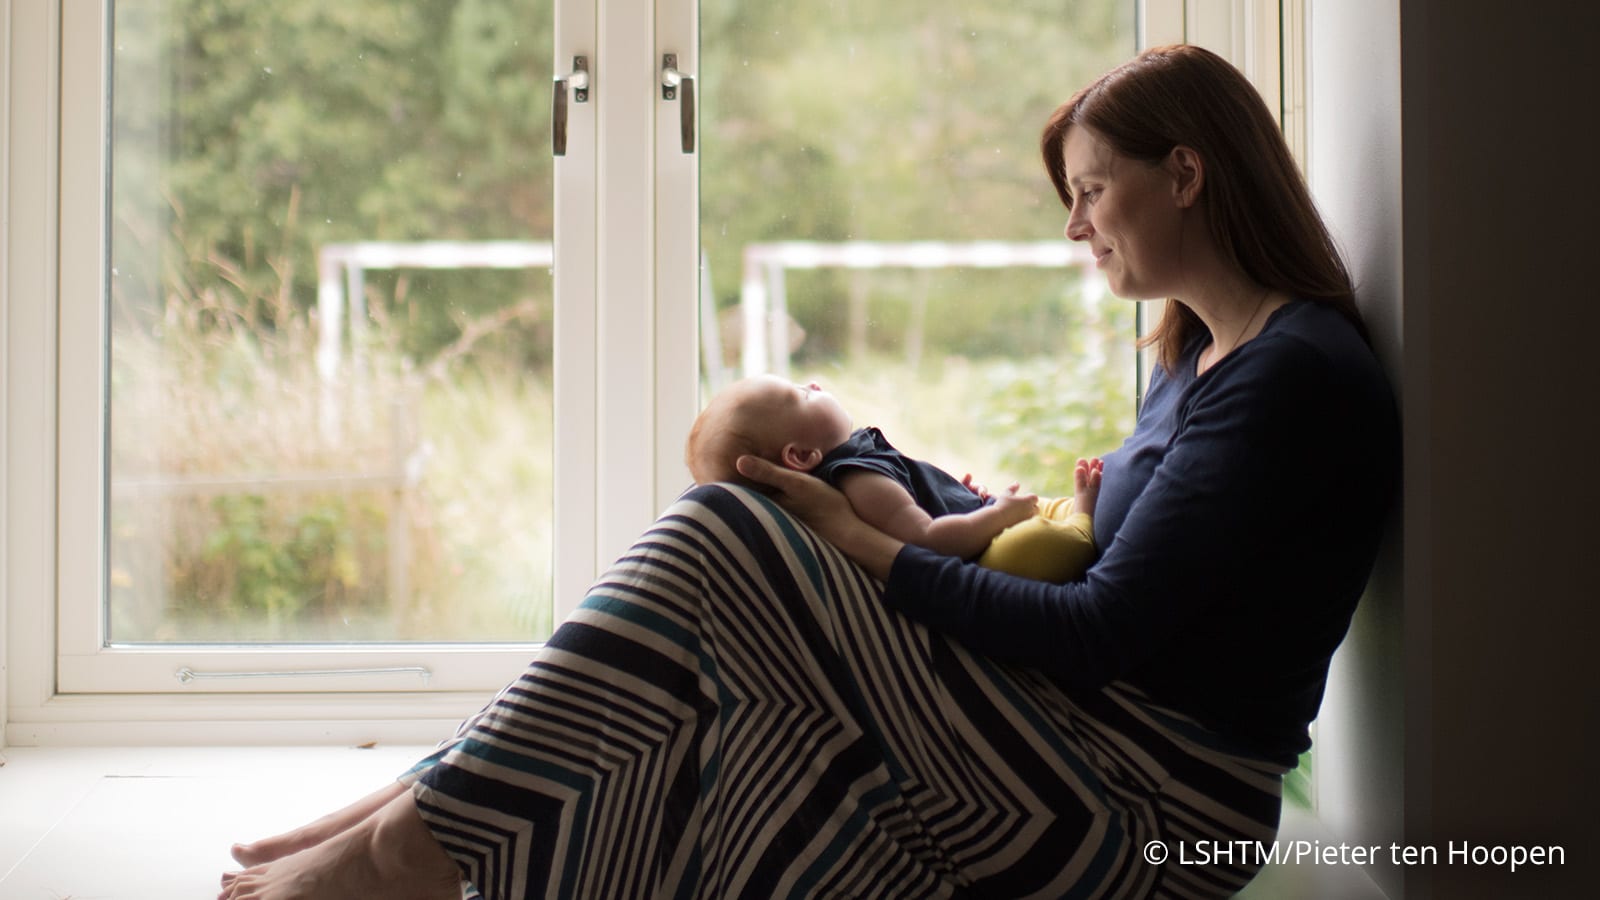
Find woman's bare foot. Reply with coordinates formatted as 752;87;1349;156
1074;457;1103;517
230;781;408;867
220;790;459;900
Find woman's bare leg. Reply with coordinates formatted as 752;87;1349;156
220;789;459;900
230;780;409;867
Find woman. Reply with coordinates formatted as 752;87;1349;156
221;45;1398;900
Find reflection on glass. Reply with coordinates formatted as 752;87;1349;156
700;1;1139;499
108;0;556;643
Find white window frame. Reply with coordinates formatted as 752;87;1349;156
45;0;603;702
4;0;1276;744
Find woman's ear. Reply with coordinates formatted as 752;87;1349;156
780;443;824;472
1165;145;1205;209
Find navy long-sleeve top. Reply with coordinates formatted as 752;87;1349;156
883;300;1400;765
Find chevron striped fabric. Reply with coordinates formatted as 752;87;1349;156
402;484;1289;899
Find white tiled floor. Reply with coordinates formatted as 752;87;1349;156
0;744;430;900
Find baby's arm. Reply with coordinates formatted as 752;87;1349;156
838;470;1038;561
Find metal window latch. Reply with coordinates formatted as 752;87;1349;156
175;665;433;684
553;55;590;157
661;54;696;154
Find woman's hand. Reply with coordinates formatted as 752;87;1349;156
734;455;858;539
735;454;905;579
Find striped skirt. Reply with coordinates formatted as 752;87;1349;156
402;485;1288;899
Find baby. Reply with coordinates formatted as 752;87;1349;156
686;374;1101;583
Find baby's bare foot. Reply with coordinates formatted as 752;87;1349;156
1074;457;1103;518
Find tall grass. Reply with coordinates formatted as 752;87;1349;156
108;232;555;642
112;342;1130;643
411;359;556;640
109;224;1133;646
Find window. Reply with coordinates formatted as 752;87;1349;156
694;0;1140;500
55;0;594;696
7;0;1289;738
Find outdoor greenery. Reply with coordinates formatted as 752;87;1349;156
107;0;1141;641
1284;750;1315;809
701;0;1135;361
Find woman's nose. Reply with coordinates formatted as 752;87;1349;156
1064;207;1091;242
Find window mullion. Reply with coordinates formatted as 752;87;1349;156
593;0;661;569
653;0;700;513
56;0;111;686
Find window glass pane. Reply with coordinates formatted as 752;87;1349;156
108;0;556;643
699;1;1139;498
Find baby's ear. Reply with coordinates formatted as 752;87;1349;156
780;444;823;472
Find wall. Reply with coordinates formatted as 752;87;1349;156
1398;1;1598;897
1;0;13;751
1304;1;1406;896
1299;3;1597;898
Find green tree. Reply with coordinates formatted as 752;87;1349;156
112;0;555;364
699;0;1136;340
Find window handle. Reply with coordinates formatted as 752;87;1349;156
552;56;590;157
661;54;696;154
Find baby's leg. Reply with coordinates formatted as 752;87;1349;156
1073;457;1103;518
977;511;1096;583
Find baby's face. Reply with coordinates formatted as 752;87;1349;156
746;375;854;455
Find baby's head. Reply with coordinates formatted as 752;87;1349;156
686;374;854;487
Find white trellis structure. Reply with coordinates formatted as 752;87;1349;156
309;242;556;611
316;241;556;383
731;241;1101;383
317;240;1101;390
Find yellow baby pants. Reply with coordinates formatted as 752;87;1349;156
976;496;1096;584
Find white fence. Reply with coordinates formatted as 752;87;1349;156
728;240;1099;383
315;239;1099;388
316;241;556;384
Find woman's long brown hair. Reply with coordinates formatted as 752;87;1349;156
1040;45;1367;371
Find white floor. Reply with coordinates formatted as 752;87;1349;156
0;745;1389;900
0;744;430;900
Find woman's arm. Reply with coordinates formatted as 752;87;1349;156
879;343;1390;689
735;455;905;579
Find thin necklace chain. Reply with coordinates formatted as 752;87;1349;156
1207;286;1271;368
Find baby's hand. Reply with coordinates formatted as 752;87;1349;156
1074;458;1103;518
990;483;1040;527
960;473;990;501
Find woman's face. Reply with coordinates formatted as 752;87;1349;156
1060;126;1186;300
